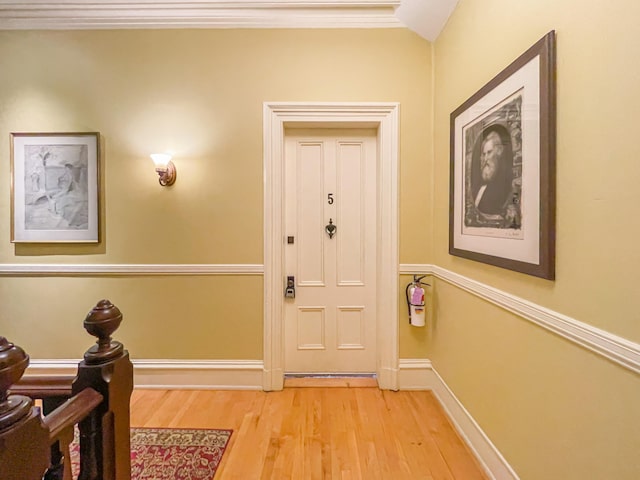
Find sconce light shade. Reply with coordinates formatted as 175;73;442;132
150;153;176;186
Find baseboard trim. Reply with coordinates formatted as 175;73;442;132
399;359;519;480
399;264;640;374
27;359;265;390
397;358;433;390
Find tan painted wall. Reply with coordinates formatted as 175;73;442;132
431;280;639;479
0;29;433;358
433;0;640;341
431;1;640;478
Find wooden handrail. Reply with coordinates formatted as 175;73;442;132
42;388;104;480
1;300;132;480
44;387;103;442
10;374;74;398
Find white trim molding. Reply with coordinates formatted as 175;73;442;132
400;264;640;374
398;359;519;480
263;102;400;391
0;0;404;30
9;262;639;374
132;360;263;389
0;263;264;276
27;359;264;390
397;358;433;390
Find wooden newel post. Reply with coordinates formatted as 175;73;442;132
0;337;50;480
73;300;133;480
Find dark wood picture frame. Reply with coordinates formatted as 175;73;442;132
449;31;556;279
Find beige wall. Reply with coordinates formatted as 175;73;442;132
433;0;640;341
431;0;640;478
431;280;639;480
0;29;433;358
3;8;638;477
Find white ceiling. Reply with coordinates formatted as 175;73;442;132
395;0;457;41
0;0;458;41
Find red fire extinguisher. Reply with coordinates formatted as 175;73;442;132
406;275;429;327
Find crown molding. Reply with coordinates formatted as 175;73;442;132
0;0;405;30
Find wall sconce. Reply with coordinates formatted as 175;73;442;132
150;153;176;186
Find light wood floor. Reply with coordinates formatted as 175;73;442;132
130;386;488;480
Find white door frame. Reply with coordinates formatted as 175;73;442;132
263;102;399;391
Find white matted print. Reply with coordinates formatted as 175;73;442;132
11;132;100;243
449;32;555;279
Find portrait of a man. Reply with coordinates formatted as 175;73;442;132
462;92;523;235
472;128;512;216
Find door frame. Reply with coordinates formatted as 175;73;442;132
263;102;399;391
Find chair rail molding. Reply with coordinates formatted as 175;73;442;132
11;262;638;373
0;263;264;276
400;264;640;375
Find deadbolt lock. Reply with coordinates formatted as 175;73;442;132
285;276;296;299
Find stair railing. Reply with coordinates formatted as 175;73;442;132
0;299;133;480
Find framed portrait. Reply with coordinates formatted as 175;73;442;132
11;132;100;243
449;31;556;279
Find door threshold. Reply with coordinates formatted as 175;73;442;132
284;373;378;388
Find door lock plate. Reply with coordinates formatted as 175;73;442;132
285;276;295;299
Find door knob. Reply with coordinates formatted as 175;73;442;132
325;219;337;239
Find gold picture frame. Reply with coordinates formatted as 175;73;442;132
11;132;100;243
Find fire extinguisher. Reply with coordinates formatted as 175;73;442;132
406;275;429;327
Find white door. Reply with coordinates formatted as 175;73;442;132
283;129;377;373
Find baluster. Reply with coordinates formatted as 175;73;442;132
73;299;133;480
43;396;69;480
0;337;50;480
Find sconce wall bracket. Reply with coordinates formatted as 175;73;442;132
156;161;176;187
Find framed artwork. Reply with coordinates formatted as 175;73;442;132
449;31;556;279
11;132;100;243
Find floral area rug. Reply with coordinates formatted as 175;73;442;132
71;427;232;479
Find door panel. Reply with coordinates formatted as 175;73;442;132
337;142;365;286
297;142;325;286
297;307;325;350
336;306;365;350
284;129;377;373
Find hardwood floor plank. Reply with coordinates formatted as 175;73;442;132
356;389;398;479
130;389;169;426
411;392;487;480
386;391;450;480
130;388;488;480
